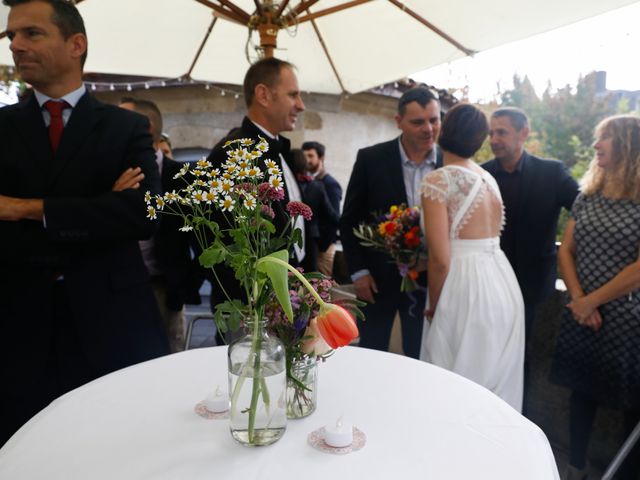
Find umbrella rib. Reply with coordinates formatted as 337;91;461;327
254;0;265;16
308;10;347;94
296;0;372;24
187;16;218;79
387;0;476;56
274;0;291;18
216;0;251;22
291;0;321;17
193;0;249;25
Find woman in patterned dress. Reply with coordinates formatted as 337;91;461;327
551;115;640;480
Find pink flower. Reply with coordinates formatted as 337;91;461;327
301;318;333;356
286;201;313;221
258;182;285;201
260;204;275;219
315;303;359;349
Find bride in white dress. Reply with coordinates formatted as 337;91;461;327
419;104;525;412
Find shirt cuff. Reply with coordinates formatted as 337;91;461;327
351;269;370;282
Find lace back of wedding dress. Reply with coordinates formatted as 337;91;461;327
421;166;504;239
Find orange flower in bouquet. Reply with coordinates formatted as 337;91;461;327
354;203;425;292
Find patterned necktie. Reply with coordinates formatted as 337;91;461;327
43;100;70;152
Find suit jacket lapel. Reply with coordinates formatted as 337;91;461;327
14;96;54;189
389;138;408;204
51;92;103;188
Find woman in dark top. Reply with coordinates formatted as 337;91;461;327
551;115;640;480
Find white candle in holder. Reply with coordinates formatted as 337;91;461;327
204;386;229;413
324;417;353;448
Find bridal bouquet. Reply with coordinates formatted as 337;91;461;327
145;136;358;445
353;203;425;292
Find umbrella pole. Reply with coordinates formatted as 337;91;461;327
258;11;278;58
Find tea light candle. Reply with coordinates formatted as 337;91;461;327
324;417;353;448
204;386;229;413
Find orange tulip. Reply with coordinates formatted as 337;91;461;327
301;318;333;356
316;303;359;349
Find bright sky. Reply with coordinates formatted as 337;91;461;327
411;2;640;103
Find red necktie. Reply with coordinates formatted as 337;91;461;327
44;100;69;152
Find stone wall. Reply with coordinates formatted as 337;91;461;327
95;85;400;194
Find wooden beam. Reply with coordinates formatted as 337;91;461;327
216;0;251;22
387;0;476;55
274;0;291;18
193;0;248;25
291;0;321;17
308;11;347;94
296;0;371;24
186;16;217;78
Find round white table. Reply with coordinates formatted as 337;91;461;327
0;347;559;479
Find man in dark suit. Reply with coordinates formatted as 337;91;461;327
340;87;443;359
205;57;306;318
482;107;578;415
0;0;169;445
119;98;202;352
302;141;342;276
482;107;579;337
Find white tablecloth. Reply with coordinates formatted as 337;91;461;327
0;347;559;479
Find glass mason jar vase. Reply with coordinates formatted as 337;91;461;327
228;317;287;447
286;356;318;419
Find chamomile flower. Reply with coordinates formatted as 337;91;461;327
220;195;236;212
196;158;212;169
191;190;206;204
247;167;262;179
269;175;283;189
240;138;253;146
192;169;207;177
174;163;189;179
204;190;217;204
236;169;249;180
220;179;234;194
264;160;277;170
164;191;179;203
243;194;257;210
256;137;269;152
209;178;222;190
268;167;280;176
146;206;157;220
144;191;152;204
155;196;165;210
179;225;193;232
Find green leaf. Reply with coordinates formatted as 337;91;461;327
199;244;227;268
257;250;293;322
257;218;276;234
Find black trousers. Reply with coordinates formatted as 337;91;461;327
356;287;427;359
1;281;97;447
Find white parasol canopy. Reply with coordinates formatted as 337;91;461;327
0;0;637;94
